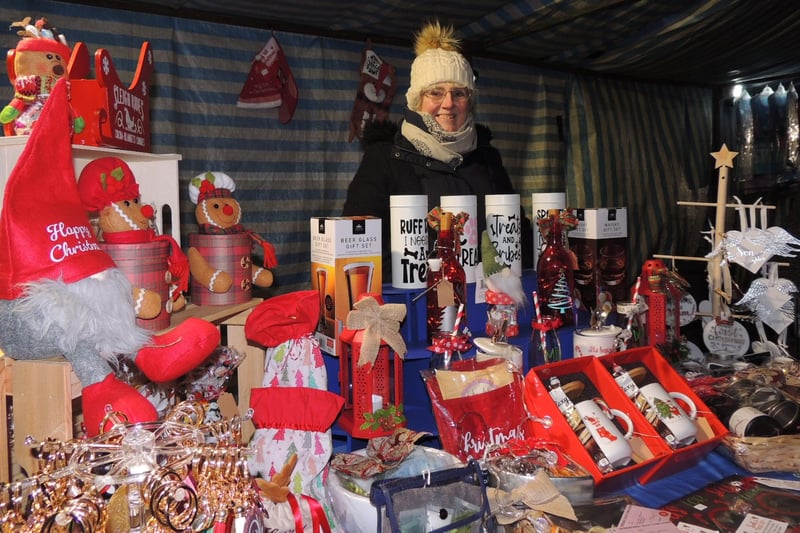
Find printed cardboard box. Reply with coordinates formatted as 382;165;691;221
310;216;382;356
568;207;628;310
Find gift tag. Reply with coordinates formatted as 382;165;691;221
703;319;749;357
437;278;455;307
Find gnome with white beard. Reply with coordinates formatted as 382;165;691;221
481;230;526;339
0;79;220;436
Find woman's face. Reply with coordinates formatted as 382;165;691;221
419;83;471;132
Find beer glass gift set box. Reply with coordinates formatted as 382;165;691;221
568;207;628;310
310;216;382;355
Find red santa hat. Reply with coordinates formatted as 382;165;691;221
0;78;115;299
17;36;71;59
77;157;141;212
236;35;298;124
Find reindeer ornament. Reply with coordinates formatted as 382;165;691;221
1;17;83;136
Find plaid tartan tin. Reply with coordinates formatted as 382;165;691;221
188;233;253;305
101;240;171;331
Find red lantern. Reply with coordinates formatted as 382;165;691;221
337;294;406;439
639;259;681;346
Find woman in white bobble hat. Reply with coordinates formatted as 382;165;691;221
343;20;532;280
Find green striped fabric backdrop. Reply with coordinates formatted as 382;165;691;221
1;0;714;297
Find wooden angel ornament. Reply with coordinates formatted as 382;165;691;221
188;172;277;304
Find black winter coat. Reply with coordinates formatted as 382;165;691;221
342;120;533;280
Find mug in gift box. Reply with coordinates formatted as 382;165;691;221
639;383;698;447
613;364;698;448
573;398;634;469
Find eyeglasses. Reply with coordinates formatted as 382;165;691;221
422;87;471;103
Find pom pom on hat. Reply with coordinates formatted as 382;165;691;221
405;21;475;111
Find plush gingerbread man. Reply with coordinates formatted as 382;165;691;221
78;157;189;318
188;172;277;292
1;17;83;136
0;79;218;436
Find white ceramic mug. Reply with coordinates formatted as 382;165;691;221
574;398;634;469
639;383;698;447
573;325;623;358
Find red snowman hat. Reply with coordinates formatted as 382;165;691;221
77;157;141;212
0;78;115;299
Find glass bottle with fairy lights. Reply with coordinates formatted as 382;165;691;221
426;211;467;343
536;209;576;327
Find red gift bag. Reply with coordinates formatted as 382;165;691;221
422;358;535;462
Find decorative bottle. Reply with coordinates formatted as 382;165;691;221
536;210;575;327
426;211;467;343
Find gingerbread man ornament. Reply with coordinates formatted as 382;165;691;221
78;157;190;318
188;172;277;293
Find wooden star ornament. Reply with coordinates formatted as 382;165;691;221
710;144;738;169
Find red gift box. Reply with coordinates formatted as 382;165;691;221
523;348;729;492
524;355;673;493
598;346;729;484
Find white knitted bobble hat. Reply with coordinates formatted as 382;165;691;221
405;21;475;111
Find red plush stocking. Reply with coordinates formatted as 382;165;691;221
135;317;220;383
